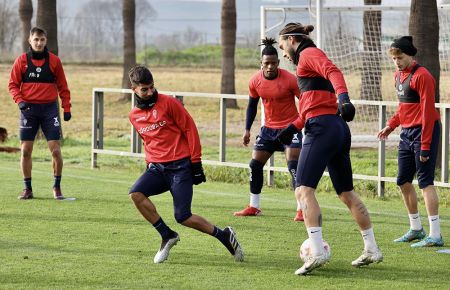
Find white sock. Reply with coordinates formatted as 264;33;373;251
296;200;302;211
307;227;323;256
428;215;441;239
361;228;378;252
249;193;260;209
408;213;422;230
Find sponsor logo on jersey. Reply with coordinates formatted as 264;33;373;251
138;121;167;134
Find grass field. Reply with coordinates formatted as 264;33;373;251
1;156;449;289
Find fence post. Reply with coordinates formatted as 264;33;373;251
131;92;142;153
377;104;386;197
91;90;104;168
441;107;449;182
219;97;226;162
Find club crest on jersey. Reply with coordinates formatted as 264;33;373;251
398;84;403;91
23;119;28;126
152;109;157;119
36;67;42;73
53;117;60;127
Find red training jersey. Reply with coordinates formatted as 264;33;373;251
8;52;71;112
248;68;300;129
292;47;348;130
387;61;440;151
129;94;202;164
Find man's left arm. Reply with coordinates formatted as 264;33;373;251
53;56;71;121
416;71;437;158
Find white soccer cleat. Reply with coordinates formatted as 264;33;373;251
294;253;330;275
153;233;180;264
224;226;244;262
351;248;383;267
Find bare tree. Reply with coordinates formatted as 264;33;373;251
37;0;58;55
0;1;20;54
19;0;33;52
121;0;136;99
409;0;440;102
221;0;238;108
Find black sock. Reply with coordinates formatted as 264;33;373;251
24;178;32;191
152;218;175;240
212;226;234;255
54;175;62;188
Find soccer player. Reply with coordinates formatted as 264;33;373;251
234;37;304;221
127;65;244;263
8;27;72;200
378;36;444;247
277;23;383;275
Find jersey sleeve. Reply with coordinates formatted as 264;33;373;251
415;70;437;151
52;55;71;112
8;55;25;104
170;98;202;163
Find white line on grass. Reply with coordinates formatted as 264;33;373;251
1;166;447;223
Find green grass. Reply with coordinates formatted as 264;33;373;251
1;149;450;289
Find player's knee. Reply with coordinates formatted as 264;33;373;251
129;191;145;203
21;148;32;158
249;159;264;174
174;210;192;224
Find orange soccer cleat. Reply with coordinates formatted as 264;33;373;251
233;205;262;216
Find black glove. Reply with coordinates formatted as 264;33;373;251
277;124;298;145
64;112;72;121
191;162;206;185
18;102;30;111
337;93;356;122
420;150;430;158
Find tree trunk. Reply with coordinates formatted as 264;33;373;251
37;0;58;55
120;0;136;101
360;0;382;119
409;0;441;168
409;0;440;102
19;0;33;53
221;0;238;108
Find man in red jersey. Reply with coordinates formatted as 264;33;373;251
127;65;244;264
378;36;444;248
277;23;382;275
9;27;71;200
234;37;304;221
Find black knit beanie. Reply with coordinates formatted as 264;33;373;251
391;36;417;56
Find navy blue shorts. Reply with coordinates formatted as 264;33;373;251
397;121;440;189
296;115;353;194
19;102;61;141
129;158;193;222
253;126;302;153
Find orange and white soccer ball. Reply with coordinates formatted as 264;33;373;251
299;239;331;262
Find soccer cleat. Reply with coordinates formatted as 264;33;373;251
393;228;426;243
153;233;180;263
411;236;444;248
53;187;65;200
223;226;244;262
18;188;33;200
294;253;330;275
294;210;304;222
351;248;383;267
233;205;261;216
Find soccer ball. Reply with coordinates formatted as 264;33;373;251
299;238;331;262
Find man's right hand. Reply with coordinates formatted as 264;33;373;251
18;102;30;111
242;130;251;146
377;126;394;140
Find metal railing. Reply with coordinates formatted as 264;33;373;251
91;88;450;197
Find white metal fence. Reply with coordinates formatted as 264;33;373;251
91;88;450;198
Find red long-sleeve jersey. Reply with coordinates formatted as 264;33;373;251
129;94;202;164
249;68;300;129
8;52;71;112
292;47;348;130
387;62;440;151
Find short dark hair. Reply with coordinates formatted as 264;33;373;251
128;65;154;87
30;27;47;37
